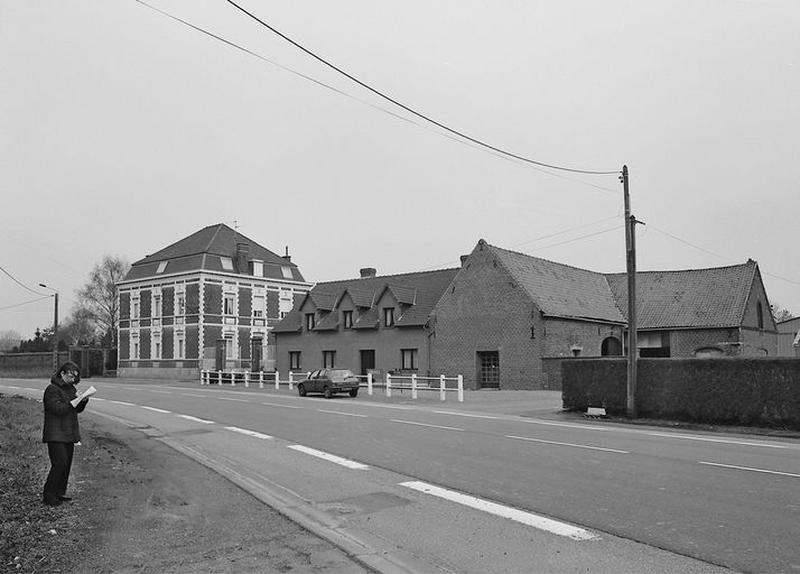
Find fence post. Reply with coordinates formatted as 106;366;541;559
259;371;264;389
457;374;464;402
217;370;223;385
411;373;418;400
244;371;249;388
440;374;446;401
231;371;236;386
200;370;205;385
386;373;392;398
288;371;294;391
367;372;373;395
275;371;280;390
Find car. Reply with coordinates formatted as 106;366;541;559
297;369;360;399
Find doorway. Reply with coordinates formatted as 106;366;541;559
360;349;375;375
477;351;500;389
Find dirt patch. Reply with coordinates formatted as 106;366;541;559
1;394;369;573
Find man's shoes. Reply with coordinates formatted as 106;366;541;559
43;497;62;506
59;496;73;502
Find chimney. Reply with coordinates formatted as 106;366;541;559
460;255;469;266
360;267;377;278
282;246;291;263
236;242;249;274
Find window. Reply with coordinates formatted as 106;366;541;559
305;313;316;330
281;266;293;279
225;336;234;359
383;307;395;327
152;294;162;318
176;293;186;315
156;261;168;273
279;289;293;319
252;260;264;277
176;335;185;359
253;294;265;318
289;351;301;370
224;294;235;315
154;340;161;360
132;333;140;359
323;350;336;368
757;301;764;329
477;351;500;389
343;310;353;329
132;299;140;319
401;348;418;370
220;256;234;271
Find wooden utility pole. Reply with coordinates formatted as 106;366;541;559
622;165;638;417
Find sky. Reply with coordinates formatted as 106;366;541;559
1;0;798;339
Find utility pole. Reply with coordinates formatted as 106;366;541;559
39;284;59;370
622;166;638;417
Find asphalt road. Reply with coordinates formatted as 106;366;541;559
5;378;798;573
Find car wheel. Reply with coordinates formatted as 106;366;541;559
323;386;333;399
297;384;307;397
349;388;358;397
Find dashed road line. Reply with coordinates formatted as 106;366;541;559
176;414;215;424
317;409;367;418
400;481;600;541
391;419;464;432
287;445;369;470
219;397;248;402
648;432;787;449
141;406;172;414
261;401;301;409
181;393;208;398
433;410;498;419
225;426;273;440
506;435;629;454
109;400;134;406
699;461;800;478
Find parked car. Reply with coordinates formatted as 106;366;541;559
297;369;360;399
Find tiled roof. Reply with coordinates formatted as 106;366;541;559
488;244;625;323
352;307;379;329
387;285;416;305
313;312;339;331
272;310;302;333
605;260;757;329
123;223;305;282
309;292;337;311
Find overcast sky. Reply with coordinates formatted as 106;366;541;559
1;0;798;339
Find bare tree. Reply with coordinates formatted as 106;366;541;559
60;306;100;346
0;329;22;352
76;255;130;347
771;303;795;323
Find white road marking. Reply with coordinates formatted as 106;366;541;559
400;481;599;541
433;410;498;419
2;385;20;389
181;393;208;398
219;397;248;402
109;400;134;406
520;418;613;432
287;445;369;470
224;426;273;440
176;414;215;424
317;409;368;418
647;432;787;449
147;390;172;394
506;435;629;454
699;461;800;478
141;406;171;414
391;419;464;432
261;401;301;409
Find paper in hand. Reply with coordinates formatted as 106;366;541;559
71;385;97;407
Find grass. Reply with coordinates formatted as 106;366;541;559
0;395;88;573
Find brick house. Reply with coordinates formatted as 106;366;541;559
432;240;778;389
117;224;312;379
273;267;459;378
273;239;778;390
777;317;800;357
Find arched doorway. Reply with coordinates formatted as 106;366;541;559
601;336;622;356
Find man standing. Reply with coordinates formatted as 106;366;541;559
42;361;88;506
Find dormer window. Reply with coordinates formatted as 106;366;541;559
220;256;234;271
281;266;293;279
305;313;316;330
252;260;264;277
156;261;168;273
383;307;395;327
343;310;353;329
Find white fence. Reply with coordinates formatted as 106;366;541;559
199;370;464;401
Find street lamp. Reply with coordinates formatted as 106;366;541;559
39;283;59;369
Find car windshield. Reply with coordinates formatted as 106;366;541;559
328;369;356;382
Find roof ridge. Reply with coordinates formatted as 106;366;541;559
315;266;459;285
605;260;755;277
486;242;607;276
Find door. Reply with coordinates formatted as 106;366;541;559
251;338;263;371
215;339;226;371
360;349;376;376
477;351;500;389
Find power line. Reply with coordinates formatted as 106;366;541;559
511;214;621;250
0;265;48;296
532;225;624;251
0;295;51;312
133;1;621;196
225;0;621;177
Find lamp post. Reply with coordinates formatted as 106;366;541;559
39;283;59;370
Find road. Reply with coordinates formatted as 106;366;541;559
4;378;798;573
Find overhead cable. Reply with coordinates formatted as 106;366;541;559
0;265;48;296
225;0;621;177
0;295;51;312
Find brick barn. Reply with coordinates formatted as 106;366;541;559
117;223;312;379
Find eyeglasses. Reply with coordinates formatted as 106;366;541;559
63;371;78;378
